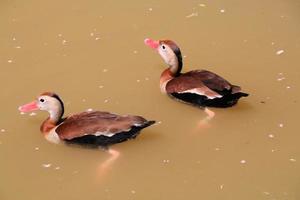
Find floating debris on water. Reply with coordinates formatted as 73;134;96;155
240;160;246;164
286;86;291;89
186;12;198;18
199;3;206;7
0;129;5;133
86;108;93;112
35;147;39;151
42;163;52;168
15;46;21;49
55;166;61;170
133;50;138;54
103;69;108;72
215;147;220;151
7;60;13;63
279;123;284;128
276;50;284;55
289;158;296;162
131;190;136;194
62;40;67;45
148;8;153;11
90;32;94;37
163;159;170;163
271;149;276;153
277;77;285;81
220;184;224;190
136;79;141;83
268;134;274;138
271;42;275;45
99;85;104;89
104;99;109;103
58;34;63;37
29;112;37;116
220;9;225;13
95;37;100;40
263;191;270;195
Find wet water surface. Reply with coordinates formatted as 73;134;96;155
1;0;300;199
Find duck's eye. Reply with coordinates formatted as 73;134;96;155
161;45;166;50
40;98;45;103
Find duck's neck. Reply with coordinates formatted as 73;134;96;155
168;51;182;77
160;69;175;93
40;104;64;134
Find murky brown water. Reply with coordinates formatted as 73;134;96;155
1;0;300;199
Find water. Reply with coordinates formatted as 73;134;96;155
1;0;300;199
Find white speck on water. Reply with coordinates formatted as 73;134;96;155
29;112;37;116
86;108;93;112
15;46;21;49
199;3;206;7
95;37;100;40
1;129;5;133
289;158;296;162
148;8;153;11
20;112;25;115
286;86;291;89
268;134;274;138
263;192;270;195
35;147;39;151
42;163;52;168
220;184;224;190
58;34;63;37
276;50;284;55
12;37;16;41
55;166;61;170
277;77;285;81
145;77;149;81
103;69;108;72
90;32;94;37
271;149;276;153
279;123;284;128
240;160;246;164
186;12;198;18
131;190;136;194
133;50;138;54
136;79;140;83
62;40;67;45
220;9;225;13
183;55;187;58
7;60;13;63
278;72;283;76
215;147;220;151
163;159;170;163
104;99;109;103
99;85;104;89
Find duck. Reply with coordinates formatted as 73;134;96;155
144;38;248;122
18;92;155;170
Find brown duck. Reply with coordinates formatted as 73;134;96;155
144;38;248;121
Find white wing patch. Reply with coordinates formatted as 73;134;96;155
178;88;222;99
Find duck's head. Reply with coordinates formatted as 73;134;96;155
144;38;182;75
19;92;64;121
